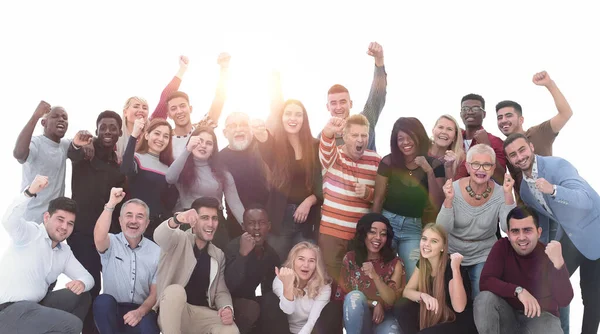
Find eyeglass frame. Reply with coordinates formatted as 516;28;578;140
460;106;485;113
467;162;494;171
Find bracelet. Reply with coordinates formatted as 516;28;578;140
104;204;115;211
24;188;37;198
172;213;182;225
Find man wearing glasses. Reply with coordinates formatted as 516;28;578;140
453;93;507;185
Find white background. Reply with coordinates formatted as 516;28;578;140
1;1;597;332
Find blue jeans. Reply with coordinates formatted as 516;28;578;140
463;262;485;299
382;210;421;279
93;294;159;334
268;204;309;262
343;291;400;334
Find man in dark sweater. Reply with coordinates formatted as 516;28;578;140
224;204;280;334
68;110;126;334
220;112;269;238
474;206;573;334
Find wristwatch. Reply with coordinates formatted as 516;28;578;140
514;286;523;297
371;300;378;308
172;213;182;225
24;187;37;198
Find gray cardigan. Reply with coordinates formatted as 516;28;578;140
436;181;515;266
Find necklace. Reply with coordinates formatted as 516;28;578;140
408;167;419;176
465;179;491;200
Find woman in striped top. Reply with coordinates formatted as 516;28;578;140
120;118;178;241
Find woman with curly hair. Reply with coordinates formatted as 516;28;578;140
337;212;406;334
165;126;244;249
258;241;335;334
394;223;477;334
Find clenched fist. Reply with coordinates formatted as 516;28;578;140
28;175;49;195
108;187;126;207
545;241;564;269
532;71;552;87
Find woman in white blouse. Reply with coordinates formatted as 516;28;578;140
258;241;334;334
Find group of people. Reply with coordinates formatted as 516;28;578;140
0;42;598;334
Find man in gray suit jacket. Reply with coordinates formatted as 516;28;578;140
504;133;600;334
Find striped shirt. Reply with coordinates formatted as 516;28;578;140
319;135;380;240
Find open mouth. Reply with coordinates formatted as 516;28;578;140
234;134;246;141
355;145;364;153
501;124;511;131
203;229;214;236
252;233;262;240
56;123;66;130
517;241;529;250
153;141;164;148
300;269;310;276
516;157;529;168
371;241;381;249
102;136;114;144
437;135;449;141
474;172;488;179
422;247;432;254
401;145;413;152
287;122;298;128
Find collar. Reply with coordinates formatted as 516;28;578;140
116;232;144;249
40;224;62;250
175;126;195;139
522;156;538;182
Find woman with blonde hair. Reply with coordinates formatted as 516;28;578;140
394;223;477;333
258;241;336;334
429;114;465;179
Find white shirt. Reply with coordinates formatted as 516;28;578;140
0;193;94;304
171;126;195;159
272;277;331;334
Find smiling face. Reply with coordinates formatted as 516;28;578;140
497;107;524;136
96;117;122;148
119;202;149;239
242;208;271;247
460;100;485;128
124;99;148;126
167;97;192;128
467;153;495;185
420;228;443;260
192;207;220;242
327;92;352;119
293;248;317;284
43;209;75;244
432;117;457;149
282;103;304;135
191;131;215;160
365;221;388;255
224;113;252;151
343;124;369;160
504;138;535;174
508;216;541;256
42;107;69;140
144;125;171;155
397;130;417;158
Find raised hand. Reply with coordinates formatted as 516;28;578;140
29;175;49;195
108;187;126;207
450;252;464;272
532;71;552;87
517;289;541;318
73;130;94;147
442;179;454;200
179;55;189;69
323;116;346;139
414;156;433;173
239;232;256;256
420;293;439;314
186;136;201;152
131;118;145;138
65;280;85;295
545;240;565;269
444;150;457;167
217;52;231;68
535;178;554;195
361;261;377;280
474;128;490;145
196;115;217;129
275;267;296;288
367;42;384;66
503;173;515;193
175;209;200;227
34;100;51;119
250;119;268;142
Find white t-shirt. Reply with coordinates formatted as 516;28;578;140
171;127;195;159
272;277;331;334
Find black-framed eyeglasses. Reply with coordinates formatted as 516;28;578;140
461;106;485;113
468;162;494;171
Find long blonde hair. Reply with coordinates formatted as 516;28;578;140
116;96;149;158
432;114;465;172
283;242;331;299
418;223;455;330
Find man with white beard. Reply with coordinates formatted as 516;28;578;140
92;188;161;333
219;112;270;239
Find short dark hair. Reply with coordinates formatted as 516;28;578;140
506;205;539;230
47;197;78;217
503;132;531;151
190;196;220;213
496;100;523;116
243;203;268;220
461;93;485;109
166;91;190;105
96;110;122;129
327;84;349;95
